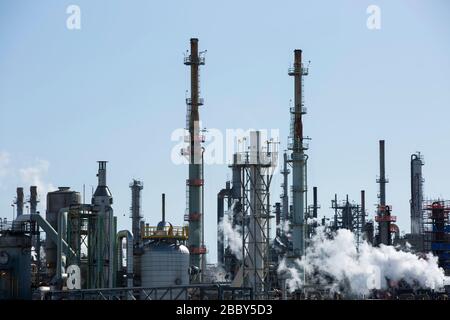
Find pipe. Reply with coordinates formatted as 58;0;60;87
379;140;386;207
410;153;424;235
16;187;24;217
30;186;38;214
378;140;390;245
334;194;338;229
217;183;232;266
97;161;107;186
117;230;133;290
281;152;290;228
217;189;226;266
275;202;281;236
57;207;69;282
312;187;318;219
361;190;366;227
129;180;143;248
109;209;115;288
201;147;205;276
162;193;166;223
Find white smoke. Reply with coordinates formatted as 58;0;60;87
278;227;449;296
19;159;56;211
307;217;319;225
281;220;290;234
218;206;242;259
206;264;228;283
278;257;304;292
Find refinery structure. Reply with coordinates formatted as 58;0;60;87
1;38;449;301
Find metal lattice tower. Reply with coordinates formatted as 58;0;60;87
422;200;450;274
230;131;278;297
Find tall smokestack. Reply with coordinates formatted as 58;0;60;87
184;38;206;279
162;193;166;223
377;140;393;245
30;186;38;214
410;153;424;235
16;187;24;217
288;49;309;259
379;140;386;207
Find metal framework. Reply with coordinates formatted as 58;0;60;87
64;204;117;289
231;132;278;297
41;285;253;300
423;200;450;274
331;194;365;246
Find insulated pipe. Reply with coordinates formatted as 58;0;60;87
57;207;69;282
117;230;134;290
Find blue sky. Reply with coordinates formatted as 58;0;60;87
0;0;449;263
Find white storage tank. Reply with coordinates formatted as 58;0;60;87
140;240;189;300
140;195;190;300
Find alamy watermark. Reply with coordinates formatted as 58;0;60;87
367;5;381;30
171;123;281;174
66;5;81;30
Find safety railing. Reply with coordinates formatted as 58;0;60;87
141;225;189;240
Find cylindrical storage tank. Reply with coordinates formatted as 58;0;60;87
140;242;189;300
45;187;81;280
0;233;31;299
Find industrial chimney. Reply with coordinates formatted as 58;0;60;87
16;187;24;217
30;186;38;214
288;49;309;259
184;38;206;280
